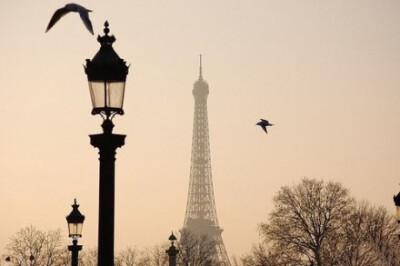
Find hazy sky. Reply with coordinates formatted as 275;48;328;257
1;0;400;259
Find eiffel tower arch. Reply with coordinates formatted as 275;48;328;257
183;56;231;266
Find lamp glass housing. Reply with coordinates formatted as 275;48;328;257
68;222;83;238
66;199;85;239
89;81;125;112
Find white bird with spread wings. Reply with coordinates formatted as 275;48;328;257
46;3;94;35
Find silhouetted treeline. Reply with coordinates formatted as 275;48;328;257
3;178;399;266
235;178;400;266
1;226;218;266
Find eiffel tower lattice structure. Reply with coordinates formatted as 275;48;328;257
183;56;231;266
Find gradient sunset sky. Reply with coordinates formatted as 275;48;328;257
1;0;400;258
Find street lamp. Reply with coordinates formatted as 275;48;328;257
166;232;179;266
84;21;129;266
85;21;129;119
394;191;400;240
66;199;85;266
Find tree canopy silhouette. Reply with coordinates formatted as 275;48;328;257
239;178;400;266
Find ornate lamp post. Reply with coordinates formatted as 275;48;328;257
394;191;400;240
84;21;129;266
66;199;85;266
166;232;179;266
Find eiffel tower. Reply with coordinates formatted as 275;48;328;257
183;56;231;265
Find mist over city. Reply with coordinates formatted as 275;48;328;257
1;1;400;265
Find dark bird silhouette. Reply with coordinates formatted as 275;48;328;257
46;3;94;35
256;119;274;134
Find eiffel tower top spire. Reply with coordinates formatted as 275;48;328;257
199;54;203;80
193;55;209;98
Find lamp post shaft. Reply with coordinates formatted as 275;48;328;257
166;246;179;266
90;119;125;266
167;249;178;266
166;241;179;266
68;240;82;266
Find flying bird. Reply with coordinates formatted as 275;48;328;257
46;3;94;35
256;119;274;134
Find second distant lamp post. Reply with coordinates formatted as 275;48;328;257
394;191;400;240
166;232;179;266
84;21;129;266
66;199;85;266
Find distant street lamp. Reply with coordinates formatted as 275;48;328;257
394;191;400;240
66;199;85;266
166;232;179;266
84;21;129;266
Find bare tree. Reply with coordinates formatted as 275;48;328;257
148;243;169;266
242;178;400;266
178;229;218;266
322;202;380;265
78;248;97;266
3;225;65;266
113;244;169;266
3;226;174;266
315;201;399;266
237;244;281;266
178;229;198;266
115;247;139;266
363;204;399;265
260;178;353;266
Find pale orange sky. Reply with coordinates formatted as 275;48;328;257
1;0;400;259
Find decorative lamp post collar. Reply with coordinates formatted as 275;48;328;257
85;21;129;120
